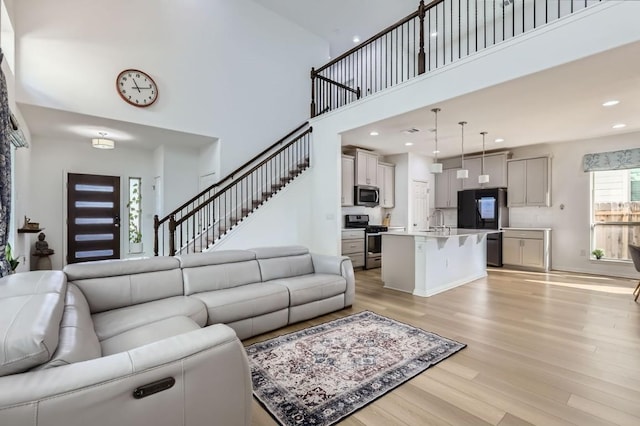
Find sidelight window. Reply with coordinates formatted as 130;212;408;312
128;177;142;253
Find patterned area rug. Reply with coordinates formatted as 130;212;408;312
246;311;466;426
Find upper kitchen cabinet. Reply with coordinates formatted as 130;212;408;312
462;158;482;190
434;168;462;208
462;153;509;189
345;148;379;186
507;156;551;207
341;154;355;206
377;162;395;208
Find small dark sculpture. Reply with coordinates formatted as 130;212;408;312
34;232;54;256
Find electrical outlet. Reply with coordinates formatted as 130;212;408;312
580;249;586;256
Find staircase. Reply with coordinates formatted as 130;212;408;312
153;123;312;256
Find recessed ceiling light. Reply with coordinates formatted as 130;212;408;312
369;131;379;136
612;123;626;129
430;32;437;37
602;100;619;107
494;138;505;143
405;142;414;146
432;150;440;154
353;36;360;43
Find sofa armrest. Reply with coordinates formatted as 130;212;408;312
311;254;355;307
0;324;252;426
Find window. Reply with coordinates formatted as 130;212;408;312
591;168;640;261
128;177;142;253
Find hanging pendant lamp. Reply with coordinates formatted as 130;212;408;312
429;108;443;174
479;131;490;184
456;121;468;179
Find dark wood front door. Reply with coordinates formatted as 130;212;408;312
67;173;121;264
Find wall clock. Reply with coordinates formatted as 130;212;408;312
116;69;158;107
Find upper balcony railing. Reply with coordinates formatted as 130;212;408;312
310;0;602;117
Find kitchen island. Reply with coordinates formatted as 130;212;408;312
381;229;501;297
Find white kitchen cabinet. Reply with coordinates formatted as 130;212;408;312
462;153;509;189
434;168;462;209
346;149;379;186
507;157;550;207
341;155;354;206
377;162;395;208
341;229;365;268
482;153;509;188
502;228;551;271
462;158;482;189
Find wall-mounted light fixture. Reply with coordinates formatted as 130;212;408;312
479;131;490;184
456;121;468;179
429;108;443;174
92;132;115;150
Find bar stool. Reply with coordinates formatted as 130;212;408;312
629;244;640;302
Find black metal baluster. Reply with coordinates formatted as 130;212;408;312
475;0;478;53
433;5;440;69
483;0;486;48
511;0;515;38
522;0;525;35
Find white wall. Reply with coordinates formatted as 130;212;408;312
508;132;639;278
210;171;312;250
161;145;200;218
15;0;329;177
28;137;157;270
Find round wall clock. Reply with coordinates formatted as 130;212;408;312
116;69;158;107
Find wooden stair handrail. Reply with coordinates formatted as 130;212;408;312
314;0;443;74
175;127;312;226
157;121;310;226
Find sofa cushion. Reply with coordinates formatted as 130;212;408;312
100;316;201;356
268;274;347;306
191;283;289;325
91;296;207;341
177;251;261;295
251;246;314;281
0;271;66;376
64;257;183;314
34;284;101;370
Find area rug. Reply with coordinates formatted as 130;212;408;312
246;310;466;426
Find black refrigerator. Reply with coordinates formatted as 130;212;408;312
457;188;508;267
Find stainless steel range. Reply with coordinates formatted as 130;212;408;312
345;214;387;270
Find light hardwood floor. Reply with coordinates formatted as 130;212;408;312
245;268;640;425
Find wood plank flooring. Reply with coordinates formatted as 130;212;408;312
244;268;640;425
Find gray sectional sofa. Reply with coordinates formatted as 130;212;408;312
0;246;355;426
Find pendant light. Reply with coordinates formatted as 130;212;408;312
456;121;468;179
429;108;443;174
479;131;490;184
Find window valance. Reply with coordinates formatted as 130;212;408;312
583;148;640;172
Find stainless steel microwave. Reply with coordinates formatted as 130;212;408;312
354;185;379;207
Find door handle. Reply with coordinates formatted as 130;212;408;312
114;215;120;228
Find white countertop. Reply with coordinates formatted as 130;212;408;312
383;229;501;238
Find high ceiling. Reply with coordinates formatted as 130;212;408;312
254;0;418;58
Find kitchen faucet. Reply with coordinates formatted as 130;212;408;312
431;209;445;230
